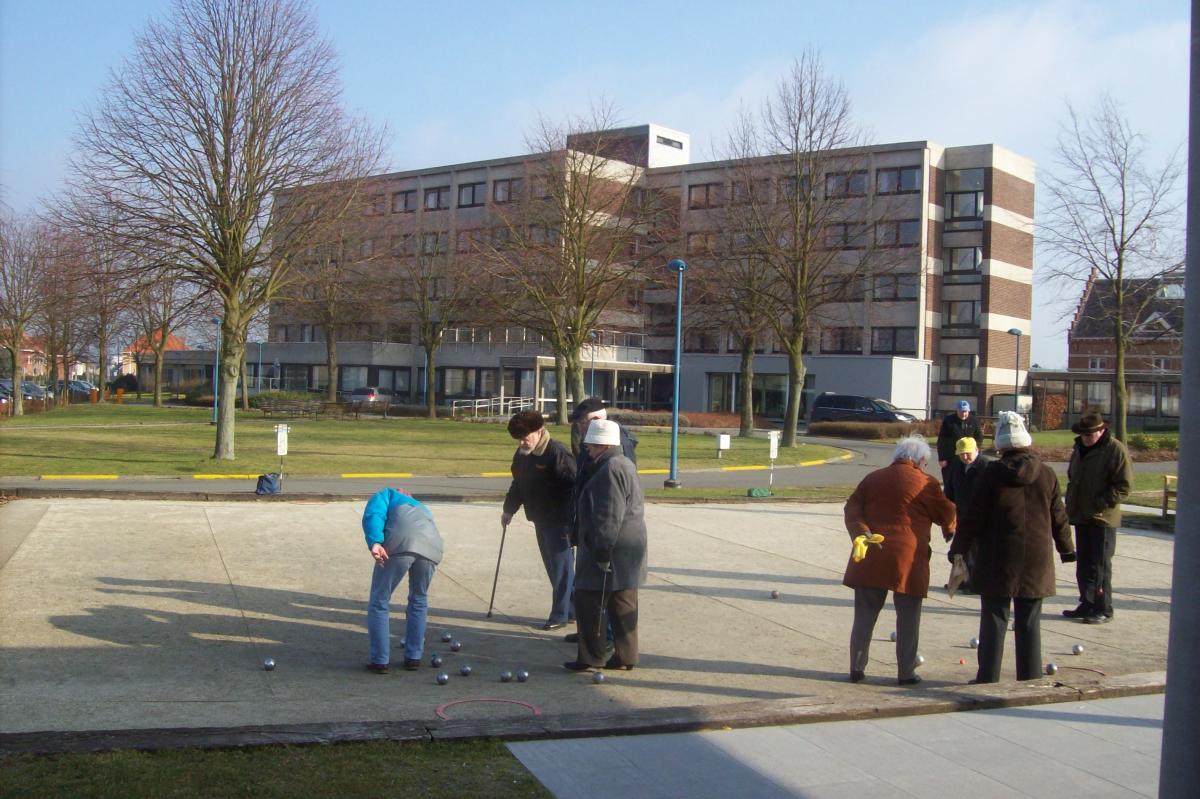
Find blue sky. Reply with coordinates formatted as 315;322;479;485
0;0;1189;366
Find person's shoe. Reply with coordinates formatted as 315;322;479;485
898;676;922;686
403;658;421;671
563;632;580;643
604;657;634;671
366;663;389;674
562;660;596;672
849;670;865;683
1083;614;1110;625
543;621;568;631
1062;605;1091;619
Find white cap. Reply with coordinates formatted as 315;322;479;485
583;418;621;446
995;411;1032;450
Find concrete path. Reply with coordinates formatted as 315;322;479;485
510;693;1163;798
0;496;1171;749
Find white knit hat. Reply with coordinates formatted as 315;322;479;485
583;418;621;446
995;411;1032;450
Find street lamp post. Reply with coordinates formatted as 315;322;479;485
1007;327;1023;418
665;259;688;489
211;317;221;425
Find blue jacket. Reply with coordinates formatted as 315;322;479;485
362;488;443;563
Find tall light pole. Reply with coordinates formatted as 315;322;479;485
665;259;688;489
1007;327;1023;418
211;317;221;425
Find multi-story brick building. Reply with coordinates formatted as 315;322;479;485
239;125;1036;417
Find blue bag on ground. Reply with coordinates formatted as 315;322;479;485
256;473;281;495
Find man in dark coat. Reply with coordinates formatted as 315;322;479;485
936;400;984;488
564;418;647;672
502;410;578;630
944;436;993;593
950;412;1075;683
1063;412;1133;625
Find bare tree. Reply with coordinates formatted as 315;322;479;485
63;0;382;459
129;266;206;406
74;216;136;401
719;52;899;447
33;231;91;406
0;214;49;415
1042;94;1184;441
478;103;672;422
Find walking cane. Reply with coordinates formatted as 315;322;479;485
597;566;609;641
486;522;508;618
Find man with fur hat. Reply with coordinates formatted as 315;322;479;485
502;409;578;630
1063;412;1133;625
936;400;984;489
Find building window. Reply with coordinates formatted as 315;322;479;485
825;170;869;198
873;273;919;300
493;178;523;203
424;186;451;211
1152;356;1172;371
871;327;917;355
1162;384;1180;417
421;232;446;255
441;367;477;397
823;222;868;250
707;373;733;413
392;190;417;213
875;219;921;247
731;179;770;205
686;231;716;255
943;354;974;384
947;246;982;272
942;300;980;328
359;238;375;258
1128;382;1156;415
687;182;724;209
1087;357;1107;372
457;182;486;208
821;327;863;354
364;194;385;215
391;234;416;258
1072;380;1112;414
275;325;290;342
457;229;481;253
945;168;985;221
876;166;921;195
778;174;812;200
685;329;719;353
656;135;683;149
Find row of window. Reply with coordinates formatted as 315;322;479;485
365;177;529;216
685;165;923;209
685;326;917;356
683;219;921;255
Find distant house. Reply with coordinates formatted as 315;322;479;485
1028;273;1183;431
122;332;189;387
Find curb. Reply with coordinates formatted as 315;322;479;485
0;672;1165;755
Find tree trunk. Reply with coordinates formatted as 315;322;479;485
738;336;755;436
325;337;340;402
565;349;585;408
213;318;246;461
553;356;569;424
424;343;438;418
782;343;805;447
1113;336;1128;443
153;351;165;407
240;357;250;411
8;346;22;417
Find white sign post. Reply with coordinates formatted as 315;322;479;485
717;433;731;459
275;424;289;483
767;430;780;493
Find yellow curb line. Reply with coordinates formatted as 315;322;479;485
720;465;768;471
480;471;510;477
341;472;414;478
41;474;119;480
638;469;669;475
192;474;260;479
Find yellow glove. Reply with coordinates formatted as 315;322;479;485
851;532;885;562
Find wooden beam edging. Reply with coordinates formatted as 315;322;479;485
0;672;1164;755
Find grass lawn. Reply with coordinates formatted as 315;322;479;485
0;404;843;477
0;739;551;799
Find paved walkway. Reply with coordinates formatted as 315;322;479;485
510;693;1163;798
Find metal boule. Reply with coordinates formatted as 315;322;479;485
516;669;529;682
450;640;462;652
500;670;514;682
441;632;452;642
459;664;472;676
969;637;980;649
263;658;275;671
592;671;606;684
889;631;897;642
435;672;449;685
1072;644;1084;655
431;655;443;667
1045;662;1058;675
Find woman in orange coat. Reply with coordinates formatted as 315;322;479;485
843;435;956;686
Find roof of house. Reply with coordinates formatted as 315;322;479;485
1068;275;1185;339
125;332;189;353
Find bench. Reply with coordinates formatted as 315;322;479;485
257;397;326;419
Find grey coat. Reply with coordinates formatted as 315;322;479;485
575;448;647;591
382;503;444;563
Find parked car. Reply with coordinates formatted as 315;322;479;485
56;380;95;401
22;381;51;400
808;392;916;424
0;379;35;401
348;386;394;404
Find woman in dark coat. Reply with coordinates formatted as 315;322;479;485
564;418;647;672
950;412;1075;683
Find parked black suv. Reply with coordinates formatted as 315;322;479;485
808;393;916;423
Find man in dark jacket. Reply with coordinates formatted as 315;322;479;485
502;410;578;630
564;418;647;672
569;397;638;471
1063;412;1133;625
936;400;984;489
950;412;1075;683
944;436;993;593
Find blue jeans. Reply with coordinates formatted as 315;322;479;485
535;523;575;625
367;553;436;665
